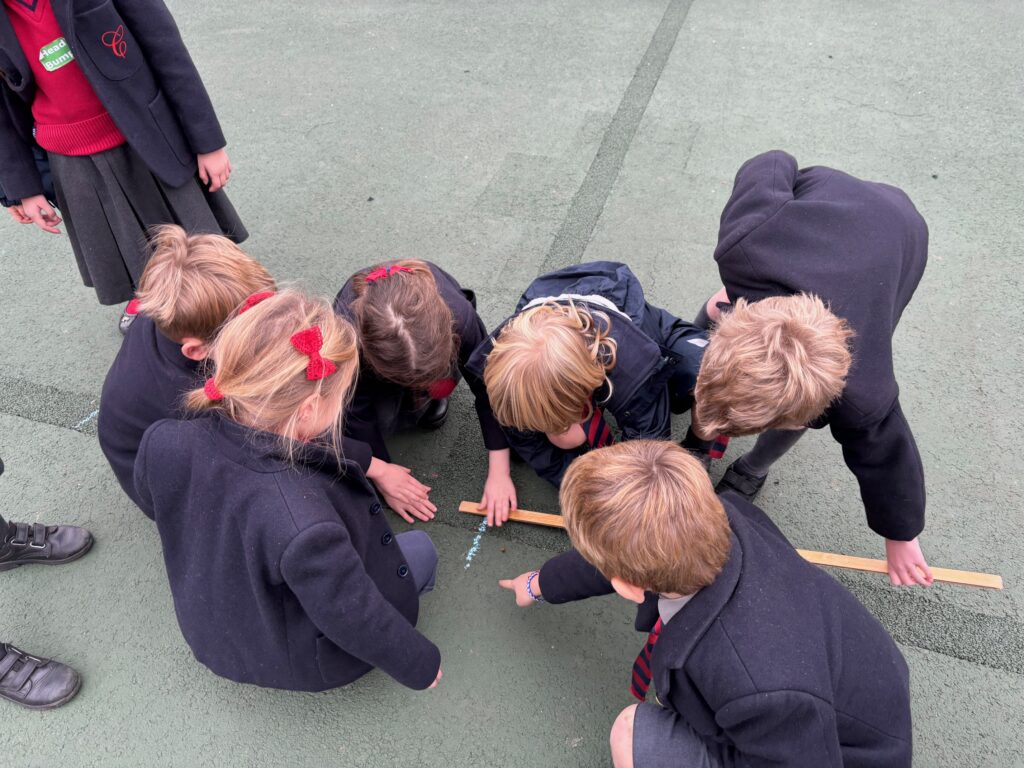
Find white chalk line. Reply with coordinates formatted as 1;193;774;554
463;519;488;569
73;409;99;431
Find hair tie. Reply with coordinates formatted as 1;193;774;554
365;265;412;283
290;326;338;381
239;291;275;314
204;378;224;401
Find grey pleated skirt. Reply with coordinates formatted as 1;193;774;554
49;144;248;306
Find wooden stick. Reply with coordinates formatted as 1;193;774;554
458;502;1004;590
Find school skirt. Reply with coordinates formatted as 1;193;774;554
49;144;248;306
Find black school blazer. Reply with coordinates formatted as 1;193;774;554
0;0;225;200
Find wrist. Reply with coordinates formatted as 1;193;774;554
366;457;385;480
487;448;511;474
525;570;546;603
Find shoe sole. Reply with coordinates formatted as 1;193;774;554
0;535;94;572
0;671;82;710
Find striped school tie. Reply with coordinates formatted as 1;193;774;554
709;434;730;460
585;406;615;449
630;618;663;701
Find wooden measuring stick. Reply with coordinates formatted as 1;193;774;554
458;501;1004;590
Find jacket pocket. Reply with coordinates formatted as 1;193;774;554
148;90;192;167
73;1;143;82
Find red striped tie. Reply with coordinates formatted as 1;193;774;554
585;406;615;449
630;618;663;701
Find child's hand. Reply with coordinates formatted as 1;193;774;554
197;148;232;192
499;570;541;607
884;537;934;586
546;423;586;450
366;458;436;523
428;666;443;689
479;449;517;526
17;195;61;233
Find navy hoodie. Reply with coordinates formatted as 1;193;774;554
714;151;928;541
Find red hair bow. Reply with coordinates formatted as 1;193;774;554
365;265;412;283
427;377;457;400
290;326;338;381
204;378;224;401
239;291;275;314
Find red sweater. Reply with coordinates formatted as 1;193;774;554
3;0;125;156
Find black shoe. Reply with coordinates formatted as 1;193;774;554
0;521;94;572
0;644;81;710
683;446;712;473
715;460;767;502
417;398;449;431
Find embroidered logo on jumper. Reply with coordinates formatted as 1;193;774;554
38;38;74;72
101;26;128;58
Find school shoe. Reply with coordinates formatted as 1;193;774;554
0;644;82;710
0;520;94;572
715;460;767;502
418;398;449;430
683;446;712;473
118;298;141;336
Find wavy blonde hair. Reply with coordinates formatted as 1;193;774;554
186;290;359;464
561;440;731;595
693;294;853;438
484;301;617;434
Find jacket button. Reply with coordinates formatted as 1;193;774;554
369;502;381;515
381;532;393;546
398;564;410;578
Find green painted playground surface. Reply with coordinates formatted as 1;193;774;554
1;1;1022;765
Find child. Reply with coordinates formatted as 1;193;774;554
0;0;246;331
133;291;443;692
500;441;912;768
467;261;710;487
336;260;516;526
696;150;931;586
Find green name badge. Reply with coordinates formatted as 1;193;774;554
39;37;75;72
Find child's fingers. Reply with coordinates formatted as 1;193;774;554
198;163;209;185
498;579;514;590
394;507;415;524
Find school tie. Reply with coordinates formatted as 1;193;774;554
630;618;663;701
584;406;615;449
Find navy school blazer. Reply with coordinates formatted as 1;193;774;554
334;261;508;461
466;261;707;486
713;150;929;541
133;411;441;691
539;494;912;768
0;0;226;201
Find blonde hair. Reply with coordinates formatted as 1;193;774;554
136;225;275;342
186;290;359;463
484;301;618;434
347;259;458;391
694;294;853;438
561;440;731;595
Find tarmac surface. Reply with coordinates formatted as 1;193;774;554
1;0;1022;765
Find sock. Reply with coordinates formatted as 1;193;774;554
734;428;807;478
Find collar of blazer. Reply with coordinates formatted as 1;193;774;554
0;0;79;95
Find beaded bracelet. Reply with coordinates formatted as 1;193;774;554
525;570;546;603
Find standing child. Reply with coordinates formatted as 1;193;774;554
695;150;932;586
466;261;710;489
501;441;912;768
0;0;245;331
336;259;517;526
134;291;443;691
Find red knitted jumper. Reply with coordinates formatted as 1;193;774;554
3;0;125;156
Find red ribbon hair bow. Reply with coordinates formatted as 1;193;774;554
239;291;275;314
290;326;338;381
365;265;412;283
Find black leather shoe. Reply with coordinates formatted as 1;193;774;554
715;460;768;502
417;398;449;430
0;521;94;572
683;446;712;473
0;644;81;710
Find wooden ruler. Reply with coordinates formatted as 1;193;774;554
457;501;1003;590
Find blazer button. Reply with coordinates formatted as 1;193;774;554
369;502;382;516
398;564;410;578
381;532;393;546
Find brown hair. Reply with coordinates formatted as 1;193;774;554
693;294;854;438
484;301;617;434
561;440;732;595
347;260;458;391
186;290;359;463
135;225;275;342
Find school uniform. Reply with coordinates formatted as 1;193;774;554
133;411;441;691
98;314;373;511
539;493;912;768
714;150;928;541
466;262;708;485
0;0;245;305
334;262;508;461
